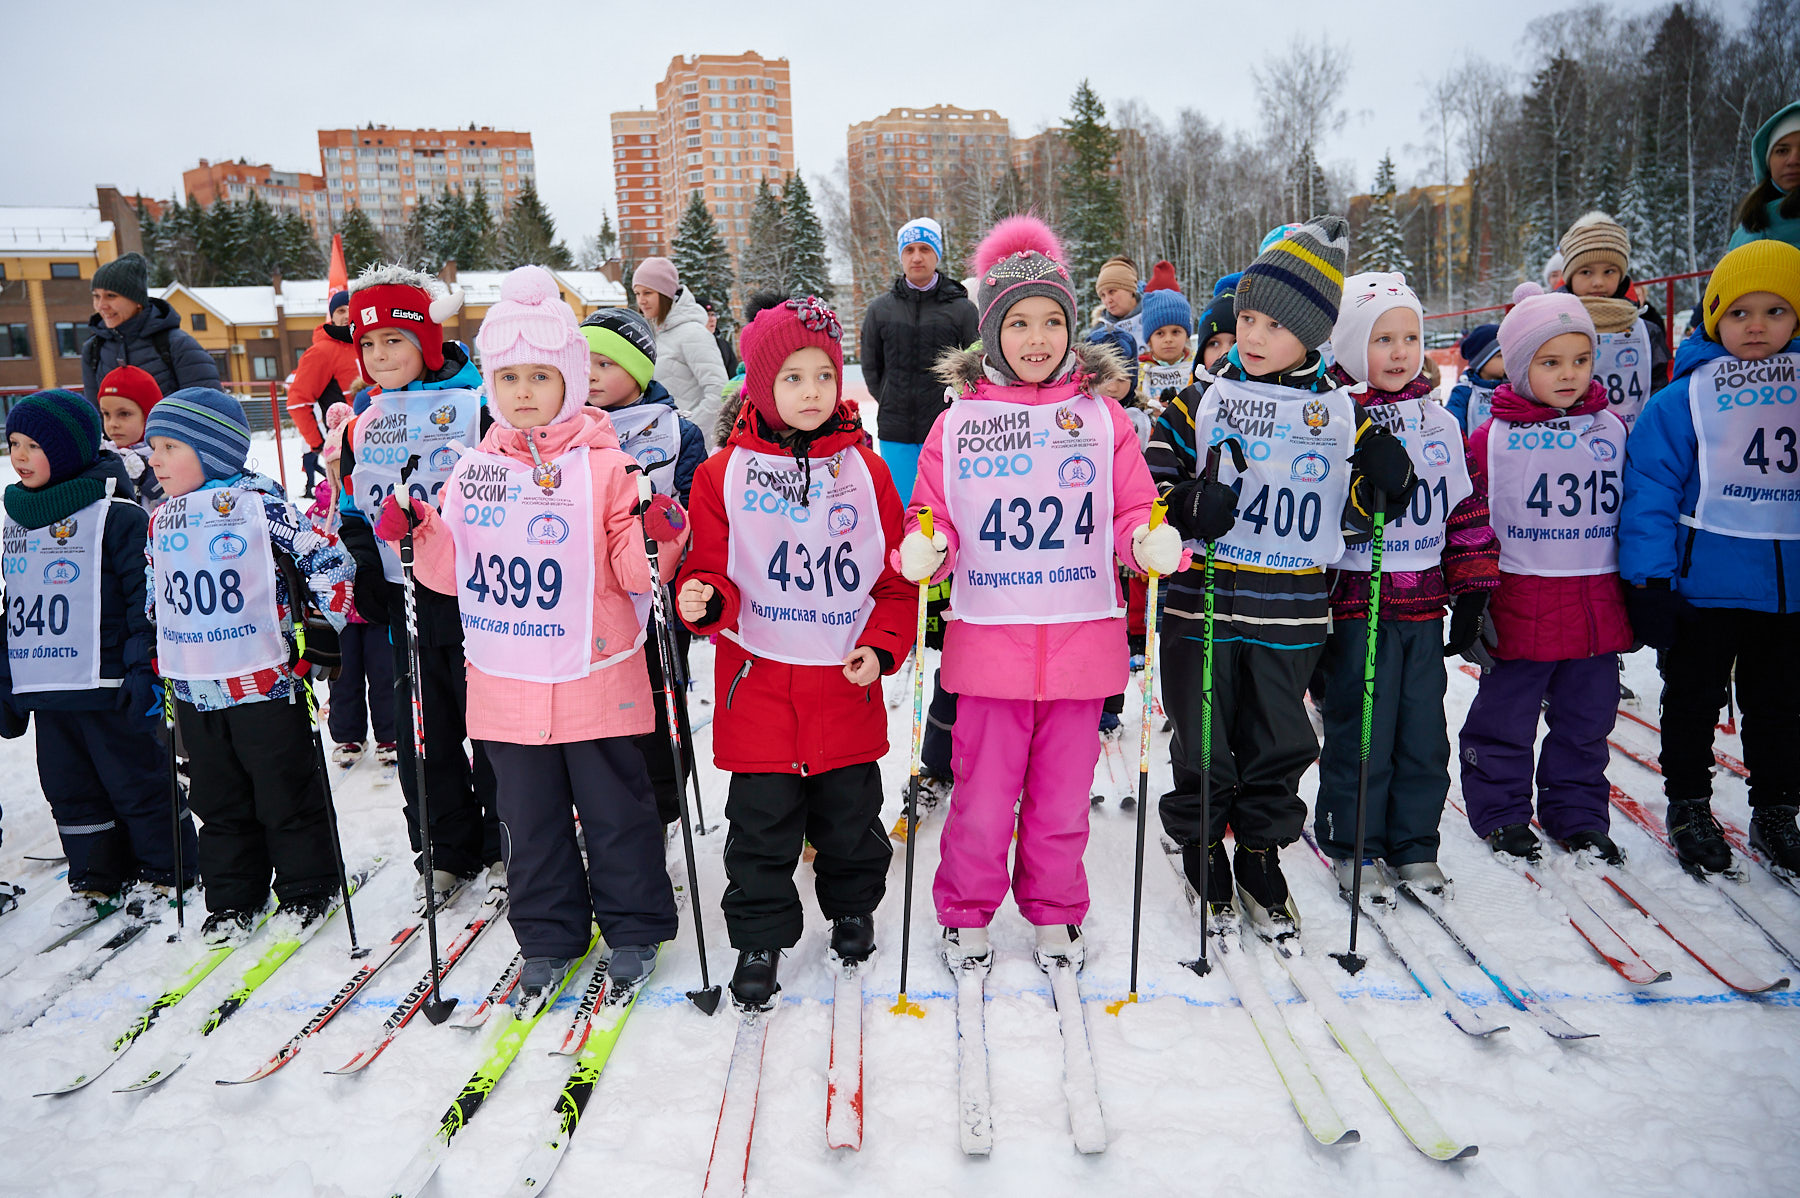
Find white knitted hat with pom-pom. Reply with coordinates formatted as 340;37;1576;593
475;265;590;427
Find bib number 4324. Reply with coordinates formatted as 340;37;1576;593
977;494;1096;552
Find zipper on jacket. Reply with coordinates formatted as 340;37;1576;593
726;660;752;708
1679;528;1697;578
1035;625;1047;702
1778;542;1788;614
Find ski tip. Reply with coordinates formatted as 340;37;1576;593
889;993;925;1019
1330;951;1368;975
688;985;723;1016
1439;1142;1479;1161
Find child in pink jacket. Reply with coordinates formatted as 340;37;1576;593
376;267;687;1000
901;217;1171;971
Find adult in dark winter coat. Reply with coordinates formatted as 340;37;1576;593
859;217;979;502
80;252;219;403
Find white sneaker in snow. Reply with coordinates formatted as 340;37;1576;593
374;742;398;767
331;741;365;768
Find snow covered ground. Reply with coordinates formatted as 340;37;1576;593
1;422;1798;1197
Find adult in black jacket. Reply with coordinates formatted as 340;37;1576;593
81;253;220;403
859;217;979;502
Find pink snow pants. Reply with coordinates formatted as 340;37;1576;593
933;694;1104;927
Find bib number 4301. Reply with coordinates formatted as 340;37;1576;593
766;540;860;596
978;494;1095;552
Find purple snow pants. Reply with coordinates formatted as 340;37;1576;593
1458;655;1619;840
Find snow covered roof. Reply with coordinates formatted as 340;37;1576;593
156;284;279;326
555;271;628;306
0;206;114;255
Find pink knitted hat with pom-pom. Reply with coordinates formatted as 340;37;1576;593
475;265;590;428
973;215;1077;381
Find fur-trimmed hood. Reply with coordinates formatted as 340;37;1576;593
932;338;1131;397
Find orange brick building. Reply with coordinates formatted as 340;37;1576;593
611;110;665;262
181;159;330;233
317;125;537;237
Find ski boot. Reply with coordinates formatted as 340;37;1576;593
917;766;953;809
606;944;660;985
518;956;574;1006
1561;830;1624;866
1749;805;1800;877
1392;860;1451;899
331;741;365;768
0;881;21;917
122;880;173;920
730;949;780;1011
1234;845;1300;939
1667;798;1733;875
1486;822;1542;863
1181;840;1232;907
374;742;399;768
1033;923;1085;972
413;868;461;915
275;892;334;935
484;858;508;896
202;908;257;947
829;913;876;965
939;925;990;972
1331;857;1393;905
50;889;113;928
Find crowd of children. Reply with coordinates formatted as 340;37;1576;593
1;193;1793;1018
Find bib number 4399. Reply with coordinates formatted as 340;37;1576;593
464;554;563;610
977;494;1095;552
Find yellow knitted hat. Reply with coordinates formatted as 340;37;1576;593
1704;239;1800;339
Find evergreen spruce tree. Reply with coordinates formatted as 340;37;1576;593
579;211;617;268
1060;80;1124;299
276;213;325;278
200;198;248;286
156;196;207;286
670;190;735;310
498;179;573;268
782;173;832;302
739;178;789;297
1359;153;1415;276
464;180;498;270
238;192;284;283
398;196;435;271
1285;142;1331;222
339;204;388;274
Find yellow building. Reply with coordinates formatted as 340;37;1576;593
0;190;141;396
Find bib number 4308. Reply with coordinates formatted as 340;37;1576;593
978;494;1095;552
162;569;245;617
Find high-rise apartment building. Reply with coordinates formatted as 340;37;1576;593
317;125;536;236
611;110;665;262
648;53;794;260
181;160;331;233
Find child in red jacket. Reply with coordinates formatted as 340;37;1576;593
1459;294;1632;863
676;298;915;1010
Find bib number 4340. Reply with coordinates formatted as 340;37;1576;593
8;592;70;637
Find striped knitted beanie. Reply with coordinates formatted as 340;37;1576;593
580;306;658;390
5;389;100;484
145;387;252;480
1559;212;1631;281
1236;215;1349;351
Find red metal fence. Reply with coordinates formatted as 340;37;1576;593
1425;269;1712;359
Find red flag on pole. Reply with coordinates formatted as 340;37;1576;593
328;234;349;295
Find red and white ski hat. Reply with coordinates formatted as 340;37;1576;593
347;264;465;372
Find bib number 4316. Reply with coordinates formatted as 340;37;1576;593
766;540;860;596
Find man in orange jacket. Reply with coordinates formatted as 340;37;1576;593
288;290;363;490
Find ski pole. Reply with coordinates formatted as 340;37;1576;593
163;684;185;934
891;507;933;1019
1191;437;1246;978
398;456;456;1022
637;472;722;1016
1110;498;1168;1015
304;676;366;958
1333;486;1385;976
659;586;714;837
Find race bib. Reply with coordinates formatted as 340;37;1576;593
1464;380;1498;432
152;488;286;681
1140;359;1191;398
354;387;483;583
608;403;683;499
3;497;109;693
724;446;886;664
1685;352;1800;540
1334;398;1473;573
1191;376;1355;571
941;394;1120;625
1596;322;1652;430
447;446;604;683
1489;412;1625;576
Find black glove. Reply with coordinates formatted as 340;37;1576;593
1626;580;1691;652
1354;427;1417;506
121;666;160;723
1158;387;1178;407
1443;593;1495;669
1165;478;1239;543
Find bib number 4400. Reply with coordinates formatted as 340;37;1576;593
766;540;860;596
978;494;1096;552
1232;482;1323;541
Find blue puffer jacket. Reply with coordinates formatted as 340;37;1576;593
1619;333;1800;610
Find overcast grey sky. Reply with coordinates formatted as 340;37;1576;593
2;0;1736;263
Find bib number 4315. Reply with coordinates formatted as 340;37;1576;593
1524;470;1620;516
